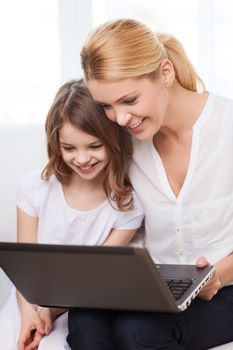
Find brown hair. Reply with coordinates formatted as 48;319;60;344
81;18;204;92
42;79;133;210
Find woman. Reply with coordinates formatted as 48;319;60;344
67;19;233;350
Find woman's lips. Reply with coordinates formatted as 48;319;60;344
128;118;145;133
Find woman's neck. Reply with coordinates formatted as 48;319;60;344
160;83;208;139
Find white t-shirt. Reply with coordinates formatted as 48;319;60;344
17;170;144;246
0;172;144;350
130;93;233;264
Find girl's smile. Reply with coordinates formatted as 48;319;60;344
59;122;109;181
72;161;100;174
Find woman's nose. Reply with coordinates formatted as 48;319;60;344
115;112;133;126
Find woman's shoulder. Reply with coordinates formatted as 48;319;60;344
207;93;233;127
210;93;233;112
212;93;233;103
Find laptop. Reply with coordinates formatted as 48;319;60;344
0;242;215;313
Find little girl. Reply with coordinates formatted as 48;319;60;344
0;80;144;350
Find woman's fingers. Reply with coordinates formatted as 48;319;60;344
198;270;221;300
196;256;209;268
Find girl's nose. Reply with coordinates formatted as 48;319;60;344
115;112;133;126
75;151;91;165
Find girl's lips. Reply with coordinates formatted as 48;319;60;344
74;162;99;174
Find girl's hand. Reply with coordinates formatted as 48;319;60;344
37;307;54;335
196;256;221;301
18;306;45;350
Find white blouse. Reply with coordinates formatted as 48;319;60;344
130;93;233;264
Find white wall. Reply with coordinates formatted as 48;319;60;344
0;124;47;306
58;0;93;82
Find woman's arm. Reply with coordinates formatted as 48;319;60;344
103;228;136;246
216;252;233;286
196;253;233;301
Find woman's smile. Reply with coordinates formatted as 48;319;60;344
87;77;168;141
128;117;146;133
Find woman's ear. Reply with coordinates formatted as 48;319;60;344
160;58;175;87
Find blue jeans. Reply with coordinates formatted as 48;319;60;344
67;286;233;350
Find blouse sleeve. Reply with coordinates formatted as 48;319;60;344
114;192;144;230
16;170;43;217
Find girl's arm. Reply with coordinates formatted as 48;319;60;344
17;206;38;243
17;207;67;349
103;228;136;246
38;229;139;327
36;229;138;329
17;207;45;350
37;307;68;330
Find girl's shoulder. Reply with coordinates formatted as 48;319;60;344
20;169;47;188
109;190;144;231
109;190;144;217
17;170;60;216
18;170;59;197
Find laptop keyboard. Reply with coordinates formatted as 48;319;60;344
164;278;193;300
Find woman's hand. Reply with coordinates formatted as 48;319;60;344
196;256;221;301
18;306;45;350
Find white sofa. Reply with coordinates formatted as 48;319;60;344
0;124;232;349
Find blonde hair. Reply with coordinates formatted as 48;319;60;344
81;19;205;92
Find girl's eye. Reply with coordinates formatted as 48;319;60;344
61;146;75;152
90;144;103;149
124;97;138;105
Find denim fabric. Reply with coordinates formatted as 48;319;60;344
67;286;233;350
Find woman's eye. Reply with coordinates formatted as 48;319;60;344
124;97;138;105
100;104;111;110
